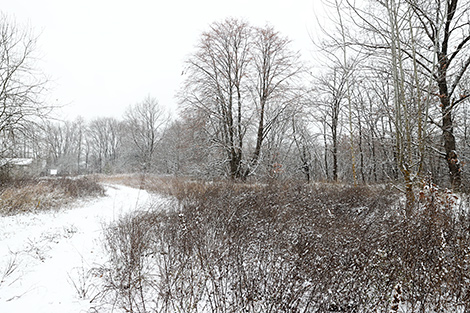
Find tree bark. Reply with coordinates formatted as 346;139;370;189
438;53;461;190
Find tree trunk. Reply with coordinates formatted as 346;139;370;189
323;129;329;181
229;148;243;179
438;52;461;190
332;100;339;182
442;110;461;190
249;97;266;177
332;137;338;182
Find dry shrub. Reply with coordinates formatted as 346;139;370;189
0;176;105;216
101;211;159;312
103;181;433;312
97;173;237;200
100;178;470;312
49;176;106;198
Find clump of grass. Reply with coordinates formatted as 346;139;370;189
0;176;105;216
50;176;106;198
97;173;208;199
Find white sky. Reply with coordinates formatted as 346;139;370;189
4;0;327;121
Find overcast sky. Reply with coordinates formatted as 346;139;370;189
4;0;326;121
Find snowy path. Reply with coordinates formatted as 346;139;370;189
0;184;158;313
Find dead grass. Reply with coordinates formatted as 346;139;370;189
97;173;211;199
0;176;105;216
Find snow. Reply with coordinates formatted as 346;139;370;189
0;184;159;313
0;158;34;166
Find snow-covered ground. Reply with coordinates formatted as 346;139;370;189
0;184;158;313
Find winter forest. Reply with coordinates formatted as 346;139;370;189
3;0;470;312
2;1;470;192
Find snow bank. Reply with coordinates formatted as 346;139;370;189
0;184;159;313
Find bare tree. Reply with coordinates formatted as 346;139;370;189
43;118;84;174
316;66;349;182
291;114;318;182
181;18;251;179
74;116;85;174
87;117;124;173
0;13;50;159
181;18;304;179
404;0;470;190
338;0;470;191
124;96;169;173
246;26;303;176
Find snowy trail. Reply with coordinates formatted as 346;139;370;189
0;184;158;313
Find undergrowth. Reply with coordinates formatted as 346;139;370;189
98;177;470;312
0;176;105;216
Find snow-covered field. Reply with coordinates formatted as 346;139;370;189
0;184;158;313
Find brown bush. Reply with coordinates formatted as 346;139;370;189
100;178;470;312
0;176;105;216
101;181;418;312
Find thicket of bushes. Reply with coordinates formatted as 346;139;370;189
98;180;470;312
0;176;105;215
